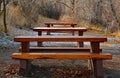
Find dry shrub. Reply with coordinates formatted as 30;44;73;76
59;15;75;22
0;25;4;33
6;2;26;28
0;15;4;33
91;24;103;31
77;20;91;28
0;12;13;33
112;31;120;37
39;0;64;20
107;25;119;33
35;15;57;27
116;32;120;37
0;25;13;33
6;1;47;28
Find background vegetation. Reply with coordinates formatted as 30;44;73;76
0;0;120;37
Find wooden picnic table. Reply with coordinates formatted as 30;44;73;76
33;27;88;47
44;22;77;27
12;36;112;78
44;22;77;35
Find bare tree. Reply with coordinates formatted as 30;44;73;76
109;0;120;26
90;0;103;25
0;0;2;11
17;0;40;28
56;0;78;16
3;0;8;35
0;0;3;15
96;0;103;22
39;0;64;19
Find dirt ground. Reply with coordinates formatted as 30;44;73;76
0;30;120;78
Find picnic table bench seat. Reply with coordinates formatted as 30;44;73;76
19;47;102;52
33;27;87;32
14;36;107;42
12;53;112;60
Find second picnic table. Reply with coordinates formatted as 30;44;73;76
44;22;77;27
44;22;77;35
33;27;88;47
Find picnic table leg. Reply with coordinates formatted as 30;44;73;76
47;24;51;35
78;31;84;47
91;42;104;78
19;42;31;77
51;24;53;27
71;25;75;35
38;31;42;47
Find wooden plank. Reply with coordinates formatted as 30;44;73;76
33;27;87;32
12;53;112;60
91;42;104;78
19;47;102;52
38;31;42;46
19;42;31;76
78;31;84;47
44;22;77;25
14;36;107;42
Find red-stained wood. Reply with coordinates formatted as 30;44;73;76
19;42;31;77
14;36;107;42
44;22;77;35
90;42;104;78
19;47;102;52
12;53;112;60
33;27;87;32
78;31;83;47
38;31;42;46
13;35;110;78
33;27;87;47
44;22;77;26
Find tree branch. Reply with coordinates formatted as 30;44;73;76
56;0;73;10
109;0;119;24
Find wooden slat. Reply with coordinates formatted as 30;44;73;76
14;36;107;42
33;27;87;32
19;47;102;52
44;22;77;25
12;53;112;60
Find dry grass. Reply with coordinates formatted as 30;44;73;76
7;2;26;27
90;24;103;31
0;25;4;33
59;15;75;22
7;2;57;28
112;31;120;37
77;21;91;28
0;25;13;34
34;15;57;27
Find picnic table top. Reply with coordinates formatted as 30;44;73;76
33;27;87;31
44;22;77;25
14;36;107;42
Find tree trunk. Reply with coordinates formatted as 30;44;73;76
109;0;120;27
0;0;2;11
91;0;103;25
96;0;103;23
3;0;8;35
